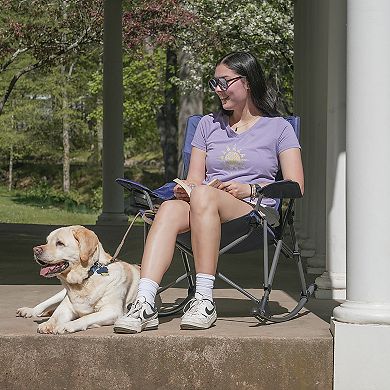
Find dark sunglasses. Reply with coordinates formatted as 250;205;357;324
208;76;243;91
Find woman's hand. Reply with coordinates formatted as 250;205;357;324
218;181;251;199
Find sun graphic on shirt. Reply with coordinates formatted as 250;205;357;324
219;144;247;170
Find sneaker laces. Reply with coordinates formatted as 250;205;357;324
183;295;212;317
125;297;145;318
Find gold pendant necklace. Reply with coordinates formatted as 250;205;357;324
232;116;260;132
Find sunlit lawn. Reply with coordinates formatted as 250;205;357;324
0;186;99;225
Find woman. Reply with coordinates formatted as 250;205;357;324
114;52;304;333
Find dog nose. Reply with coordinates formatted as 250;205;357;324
33;246;43;256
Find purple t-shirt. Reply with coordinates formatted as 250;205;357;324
191;112;300;206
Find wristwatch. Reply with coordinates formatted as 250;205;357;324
250;183;262;201
254;183;262;196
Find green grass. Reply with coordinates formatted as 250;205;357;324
0;186;99;225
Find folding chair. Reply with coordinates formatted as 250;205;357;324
116;115;316;324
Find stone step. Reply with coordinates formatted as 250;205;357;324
0;286;335;390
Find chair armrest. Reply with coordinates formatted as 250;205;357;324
115;178;175;201
257;180;302;199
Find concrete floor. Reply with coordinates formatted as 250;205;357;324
0;222;339;389
0;222;341;328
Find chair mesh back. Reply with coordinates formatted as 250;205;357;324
284;116;300;139
182;115;202;178
181;115;300;178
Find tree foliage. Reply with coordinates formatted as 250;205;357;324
0;0;295;205
176;0;294;114
88;50;166;156
122;0;294;114
123;0;195;49
0;0;103;114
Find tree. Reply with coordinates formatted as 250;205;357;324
0;0;103;115
88;50;165;158
123;0;195;181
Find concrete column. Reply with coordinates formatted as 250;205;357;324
294;0;327;275
305;0;327;275
315;0;346;300
332;1;390;388
97;0;128;225
294;1;318;257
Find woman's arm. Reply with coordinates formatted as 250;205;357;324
186;147;207;184
174;147;206;201
279;147;304;195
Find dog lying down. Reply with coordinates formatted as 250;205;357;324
16;225;140;334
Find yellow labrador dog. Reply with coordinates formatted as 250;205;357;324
16;225;140;334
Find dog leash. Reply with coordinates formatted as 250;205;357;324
109;211;143;263
89;211;150;277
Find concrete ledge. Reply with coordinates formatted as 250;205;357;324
1;334;332;390
1;286;335;390
1;224;337;389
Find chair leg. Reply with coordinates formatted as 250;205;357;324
252;224;317;323
216;235;317;324
252;283;316;323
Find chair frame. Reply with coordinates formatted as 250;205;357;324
117;115;316;324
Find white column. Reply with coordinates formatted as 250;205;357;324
307;0;327;274
294;1;326;272
300;0;327;275
315;0;346;300
97;0;128;225
299;1;316;256
332;1;390;388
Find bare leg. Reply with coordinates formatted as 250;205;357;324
140;199;190;284
189;186;253;275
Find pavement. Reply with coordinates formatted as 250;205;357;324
0;223;340;389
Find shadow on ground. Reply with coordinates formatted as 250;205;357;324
0;222;340;324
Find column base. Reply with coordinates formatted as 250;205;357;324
315;271;346;300
96;212;129;226
331;318;390;390
333;301;390;325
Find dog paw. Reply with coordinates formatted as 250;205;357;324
53;323;77;334
16;307;36;318
37;321;56;334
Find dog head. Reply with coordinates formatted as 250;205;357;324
33;226;101;284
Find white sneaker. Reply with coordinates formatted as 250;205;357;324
114;296;158;334
180;292;217;330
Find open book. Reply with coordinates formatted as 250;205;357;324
173;178;222;196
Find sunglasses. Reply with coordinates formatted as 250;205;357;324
208;76;243;91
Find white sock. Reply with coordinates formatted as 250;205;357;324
137;277;159;306
196;273;215;301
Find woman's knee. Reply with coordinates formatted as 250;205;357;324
190;186;218;214
154;200;189;227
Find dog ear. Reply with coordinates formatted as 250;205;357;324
73;227;99;267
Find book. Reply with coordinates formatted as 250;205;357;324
173;178;222;196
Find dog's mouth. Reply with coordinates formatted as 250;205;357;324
37;259;70;278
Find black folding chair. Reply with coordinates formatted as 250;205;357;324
117;115;316;323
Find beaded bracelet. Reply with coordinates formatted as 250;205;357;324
250;184;256;201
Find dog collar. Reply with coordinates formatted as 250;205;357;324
88;262;109;277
